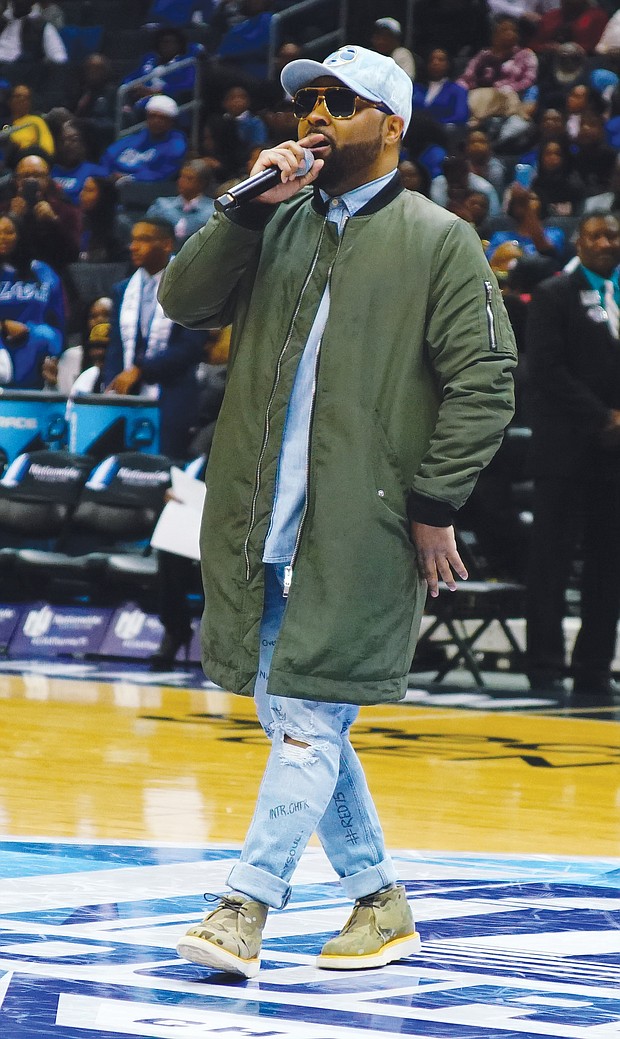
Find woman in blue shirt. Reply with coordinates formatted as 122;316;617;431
0;214;64;389
412;48;469;126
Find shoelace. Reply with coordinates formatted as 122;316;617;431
202;892;251;920
340;892;386;937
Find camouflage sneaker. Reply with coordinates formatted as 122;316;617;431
316;883;421;970
176;894;268;978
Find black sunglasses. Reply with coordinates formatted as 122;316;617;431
292;86;393;120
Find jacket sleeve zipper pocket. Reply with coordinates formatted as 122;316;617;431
484;279;497;351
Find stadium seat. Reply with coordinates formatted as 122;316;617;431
12;451;172;606
0;450;95;598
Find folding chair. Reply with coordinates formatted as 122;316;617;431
414;529;526;687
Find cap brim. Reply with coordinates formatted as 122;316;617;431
280;58;383;105
281;58;334;97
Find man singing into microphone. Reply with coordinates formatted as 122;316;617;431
159;45;517;977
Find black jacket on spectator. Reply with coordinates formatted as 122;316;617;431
526;267;620;477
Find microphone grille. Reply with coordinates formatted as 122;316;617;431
297;148;315;178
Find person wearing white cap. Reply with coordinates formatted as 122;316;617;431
370;16;416;80
160;44;516;979
99;94;187;183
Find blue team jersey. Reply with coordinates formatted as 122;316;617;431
0;260;65;388
100;128;188;182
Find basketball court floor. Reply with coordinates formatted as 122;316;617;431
0;657;619;1039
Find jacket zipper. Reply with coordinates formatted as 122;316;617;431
283;337;321;597
244;219;328;581
484;280;497;351
283;222;348;597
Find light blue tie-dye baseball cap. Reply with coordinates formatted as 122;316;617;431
281;45;412;133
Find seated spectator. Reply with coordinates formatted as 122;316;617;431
564;83;605;140
582;152;620;214
2;151;80;270
573;110;617;197
78;176;131;262
66;320;110;400
2;82;54;163
531;0;608;53
70;54;117;149
51;120;103;206
121;26;203;112
459;187;491;231
531;138;585;216
220;83;268;150
458;15;538;121
0;211;63;388
464;127;506;197
536;41;588;112
488;181;566;257
431;154;501;216
146;160;215;245
370;18;415;80
412;48;469;127
0;0;66;63
43;294;112;393
103;217;206;459
519;105;569;166
215;0;273;82
100;95;188;183
398;158;431;197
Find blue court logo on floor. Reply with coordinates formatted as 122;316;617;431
0;841;619;1038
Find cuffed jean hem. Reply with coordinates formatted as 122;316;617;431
339;857;397;901
227;861;291;910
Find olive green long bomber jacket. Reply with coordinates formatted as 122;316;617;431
159;175;517;706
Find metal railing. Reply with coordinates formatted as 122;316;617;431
267;0;348;79
114;55;202;153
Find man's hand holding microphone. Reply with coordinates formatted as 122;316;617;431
215;133;326;211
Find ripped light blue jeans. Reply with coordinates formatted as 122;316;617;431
227;564;397;909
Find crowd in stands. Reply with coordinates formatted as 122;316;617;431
1;2;620;552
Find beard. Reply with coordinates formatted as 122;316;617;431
314;135;384;194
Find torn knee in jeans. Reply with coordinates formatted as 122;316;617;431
284;733;310;748
276;729;317;766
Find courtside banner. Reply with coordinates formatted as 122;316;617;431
100;604;201;662
10;603;113;657
0;604;22;651
0;390;68;462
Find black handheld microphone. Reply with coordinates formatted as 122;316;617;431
215;148;315;213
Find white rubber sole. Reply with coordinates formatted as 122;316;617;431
176;936;260;978
316;931;422;971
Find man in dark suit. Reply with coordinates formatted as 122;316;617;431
103;216;205;459
526;211;620;704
